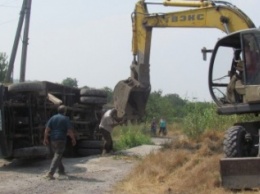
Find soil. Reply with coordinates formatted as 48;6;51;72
0;137;170;194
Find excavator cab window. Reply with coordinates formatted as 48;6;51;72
209;44;234;104
242;33;260;85
209;29;260;108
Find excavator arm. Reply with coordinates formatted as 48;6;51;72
113;0;255;119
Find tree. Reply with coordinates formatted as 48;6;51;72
103;86;113;104
165;93;188;118
0;53;8;82
144;91;190;123
145;90;174;122
61;77;78;88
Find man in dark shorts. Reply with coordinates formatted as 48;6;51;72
43;105;76;180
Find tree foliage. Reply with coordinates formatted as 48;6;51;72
103;86;113;104
145;90;187;123
61;77;78;88
0;53;8;82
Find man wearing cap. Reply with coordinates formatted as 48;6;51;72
43;105;76;180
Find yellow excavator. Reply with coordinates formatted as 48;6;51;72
113;0;260;189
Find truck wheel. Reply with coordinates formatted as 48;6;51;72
223;126;249;157
0;133;13;159
80;96;107;105
8;82;45;92
77;140;103;149
0;111;14;159
77;148;102;156
80;88;107;97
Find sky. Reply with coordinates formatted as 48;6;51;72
0;0;260;102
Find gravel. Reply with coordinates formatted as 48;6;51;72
0;137;171;194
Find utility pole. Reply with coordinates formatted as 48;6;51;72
5;0;32;83
20;0;32;82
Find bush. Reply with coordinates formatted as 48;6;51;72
180;101;258;139
113;124;153;150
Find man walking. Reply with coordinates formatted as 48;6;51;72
43;105;76;180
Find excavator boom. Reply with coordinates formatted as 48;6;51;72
113;0;260;189
113;0;255;120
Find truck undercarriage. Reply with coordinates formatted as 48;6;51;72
0;81;107;159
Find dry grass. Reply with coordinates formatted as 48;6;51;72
113;124;260;194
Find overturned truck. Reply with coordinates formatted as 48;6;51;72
0;81;107;159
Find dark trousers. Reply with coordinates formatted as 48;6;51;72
48;141;66;175
159;127;167;136
100;128;113;153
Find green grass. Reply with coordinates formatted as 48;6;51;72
180;102;258;139
113;123;153;151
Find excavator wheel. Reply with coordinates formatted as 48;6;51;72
223;125;249;157
221;125;260;189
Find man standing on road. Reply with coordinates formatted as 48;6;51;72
99;108;123;155
43;105;76;180
150;118;157;136
159;118;167;136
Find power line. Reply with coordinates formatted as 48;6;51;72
0;0;19;8
0;18;18;26
0;0;21;26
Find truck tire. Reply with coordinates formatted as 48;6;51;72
223;126;248;157
80;88;107;97
8;82;45;92
0;110;14;159
80;96;107;104
0;132;13;159
77;140;103;149
77;148;102;156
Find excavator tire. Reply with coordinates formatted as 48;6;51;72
223;125;247;157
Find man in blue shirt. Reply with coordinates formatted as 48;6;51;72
159;118;167;136
43;105;76;180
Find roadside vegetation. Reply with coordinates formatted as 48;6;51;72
113;124;153;151
111;90;258;194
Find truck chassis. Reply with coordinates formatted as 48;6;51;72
0;81;107;159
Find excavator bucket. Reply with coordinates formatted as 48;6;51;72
113;79;150;120
220;157;260;189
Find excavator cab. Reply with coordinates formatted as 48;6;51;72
209;29;260;189
209;29;260;114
